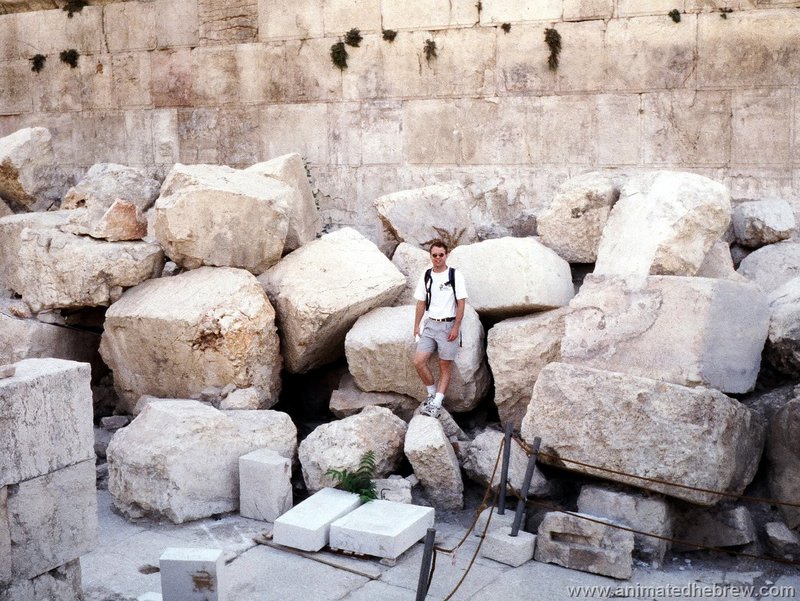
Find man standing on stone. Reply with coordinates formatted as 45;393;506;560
412;239;468;418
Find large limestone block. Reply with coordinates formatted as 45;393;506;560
15;229;163;312
259;228;405;373
462;429;550;498
0;308;99;367
345;305;490;412
767;398;800;529
390;242;430;306
738;240;800;294
486;308;569;429
298;406;407;493
0;358;93;486
0;211;70;294
374;182;478;249
537;172;622;263
154;164;293;273
448;237;574;318
62;163;160;212
61;200;148;242
765;278;800;378
521;363;765;506
404;415;463;510
673;505;756;550
0;559;82;601
0;127;63;212
594;171;731;277
561;275;770;394
695;240;746;282
732;198;796;248
100;267;282;413
535;512;634;580
3;459;96;581
329;373;418;421
107;400;296;523
245;153;321;252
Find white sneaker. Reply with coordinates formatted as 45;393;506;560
420;401;440;418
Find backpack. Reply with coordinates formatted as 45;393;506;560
424;267;457;312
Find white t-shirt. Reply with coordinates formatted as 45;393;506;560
413;267;468;319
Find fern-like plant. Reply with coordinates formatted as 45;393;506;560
325;450;378;503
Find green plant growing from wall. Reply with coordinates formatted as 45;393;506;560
30;54;46;73
325;451;378;503
720;7;733;18
382;29;397;42
330;41;348;70
669;9;681;23
344;28;362;47
476;1;482;14
60;49;80;68
424;39;437;64
544;28;561;71
423;226;466;251
63;0;88;18
501;23;511;33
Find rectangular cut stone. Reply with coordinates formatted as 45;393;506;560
474;506;520;538
698;10;800;88
381;0;476;29
0;313;99;367
402;99;459;165
0;61;32;115
273;488;361;552
239;448;292;522
112;52;152;108
0;559;82;601
104;1;157;52
597;94;641;165
258;0;323;40
329;500;434;559
323;0;381;34
562;275;770;393
480;527;536;567
563;0;613;20
151;48;193;108
496;23;556;95
0;358;93;486
17;7;102;55
159;548;226;601
540;96;596;164
617;0;683;16
155;0;199;48
4;459;96;581
479;0;562;24
32;61;82;113
555;20;608;93
237;43;287;104
522;363;766;505
458;97;536;165
0;14;21;61
191;46;238;106
260;103;329;166
419;28;496;98
284;38;344;102
732;89;792;167
198;0;257;44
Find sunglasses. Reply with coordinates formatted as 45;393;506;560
431;253;445;258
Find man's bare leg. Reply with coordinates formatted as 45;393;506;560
413;350;435;387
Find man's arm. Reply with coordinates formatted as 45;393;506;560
414;300;425;338
448;298;466;341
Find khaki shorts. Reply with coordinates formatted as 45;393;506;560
416;319;460;361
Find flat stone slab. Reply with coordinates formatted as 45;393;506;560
272;488;361;552
329;500;434;559
159;547;226;601
480;526;536;567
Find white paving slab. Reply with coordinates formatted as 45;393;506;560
273;488;362;552
159;547;226;601
329;500;435;560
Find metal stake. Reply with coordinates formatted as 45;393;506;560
510;436;540;537
415;528;436;601
497;422;513;515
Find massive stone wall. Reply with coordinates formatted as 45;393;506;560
0;0;798;249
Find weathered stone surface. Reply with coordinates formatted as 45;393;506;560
537;172;622;263
329;373;418;422
766;398;800;529
390;242;430;306
448;237;574;318
298;406;407;493
462;429;551;498
695;240;747;282
61;200;148;242
3;459;96;581
107;400;296;523
155;163;293;273
764;278;800;377
239;448;292;522
0;306;99;367
521;363;765;506
738;240;800;294
561;275;770;394
345;305;490;412
0;358;93;487
374;182;478;249
0;127;63;212
673;505;757;551
577;485;671;566
373;476;413;504
0;559;82;601
244;153;321;252
404;415;463;510
535;512;634;580
259;228;405;373
0;211;70;294
61;163;160;212
486;308;568;429
595;171;731;277
765;522;800;558
100;266;282;413
14;229;163;312
732;198;796;248
219;387;261;410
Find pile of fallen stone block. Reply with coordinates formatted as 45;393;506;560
2;124;800;592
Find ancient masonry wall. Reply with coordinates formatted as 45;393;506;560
1;0;799;248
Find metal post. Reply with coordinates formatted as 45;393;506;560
415;528;437;601
497;422;513;515
510;437;540;537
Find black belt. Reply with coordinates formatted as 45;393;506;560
429;317;455;322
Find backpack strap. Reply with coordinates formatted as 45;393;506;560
448;267;457;307
424;268;433;311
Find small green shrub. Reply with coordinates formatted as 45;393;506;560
544;28;561;71
720;7;733;19
63;0;88;18
330;41;348;70
501;23;511;33
325;451;378;503
669;9;681;23
344;28;362;47
30;54;46;73
59;49;80;68
382;29;397;42
423;39;437;63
